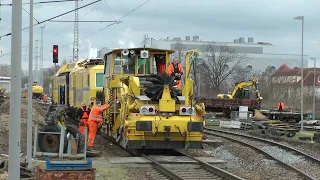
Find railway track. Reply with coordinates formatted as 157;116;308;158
141;150;244;180
204;127;320;180
96;131;243;180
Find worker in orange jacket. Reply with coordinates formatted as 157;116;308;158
278;102;284;112
157;56;166;74
23;91;28;98
43;93;48;102
77;102;91;135
87;101;111;150
167;58;184;88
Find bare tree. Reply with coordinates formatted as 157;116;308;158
0;64;11;76
199;42;248;94
231;66;255;85
172;41;186;63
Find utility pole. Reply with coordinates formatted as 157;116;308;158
9;0;22;179
34;39;39;83
312;58;316;120
73;0;79;62
0;0;2;57
27;0;33;170
39;26;45;86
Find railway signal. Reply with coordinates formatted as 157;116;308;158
53;45;58;63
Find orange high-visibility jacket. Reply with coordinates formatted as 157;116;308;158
81;106;90;119
278;102;284;110
88;104;110;123
167;63;184;77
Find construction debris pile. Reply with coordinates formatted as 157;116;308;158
0;99;46;154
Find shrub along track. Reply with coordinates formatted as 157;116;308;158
205;127;320;180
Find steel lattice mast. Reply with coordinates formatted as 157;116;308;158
73;0;79;62
39;26;45;86
34;39;39;82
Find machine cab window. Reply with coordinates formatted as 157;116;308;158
104;48;175;77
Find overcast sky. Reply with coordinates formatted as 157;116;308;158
0;0;319;70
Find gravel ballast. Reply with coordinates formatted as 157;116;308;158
184;136;302;180
206;130;320;179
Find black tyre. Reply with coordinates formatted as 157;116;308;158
65;125;85;153
38;125;65;153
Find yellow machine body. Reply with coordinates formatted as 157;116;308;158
51;59;104;107
0;86;5;97
102;47;205;149
31;81;44;98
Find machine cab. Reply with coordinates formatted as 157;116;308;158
103;48;175;88
234;88;250;99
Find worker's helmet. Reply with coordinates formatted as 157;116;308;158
81;102;86;106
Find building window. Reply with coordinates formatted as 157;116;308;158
96;73;104;87
318;76;320;82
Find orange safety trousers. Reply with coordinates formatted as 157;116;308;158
87;120;99;147
87;104;109;147
79;119;89;134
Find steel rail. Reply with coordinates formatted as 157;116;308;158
204;127;320;164
176;150;245;180
205;128;316;180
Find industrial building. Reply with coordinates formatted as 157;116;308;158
97;47;111;59
140;35;309;73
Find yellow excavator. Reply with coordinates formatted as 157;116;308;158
217;77;262;100
32;81;44;99
0;86;5;97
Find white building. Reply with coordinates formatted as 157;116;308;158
0;76;10;92
140;36;309;72
97;47;111;59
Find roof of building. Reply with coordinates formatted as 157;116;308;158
271;64;320;86
271;64;320;77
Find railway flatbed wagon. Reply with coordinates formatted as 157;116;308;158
262;111;308;122
199;97;261;117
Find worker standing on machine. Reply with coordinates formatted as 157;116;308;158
278;102;284;112
167;58;184;88
77;102;91;135
87;101;111;151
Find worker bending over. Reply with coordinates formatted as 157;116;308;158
87;101;111;151
77;102;91;135
278;102;284;112
167;58;184;88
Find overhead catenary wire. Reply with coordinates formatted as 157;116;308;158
22;7;39;24
0;0;80;6
56;0;151;50
0;0;151;61
0;0;103;38
0;0;103;58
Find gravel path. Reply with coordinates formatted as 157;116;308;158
206;131;320;179
93;135;132;157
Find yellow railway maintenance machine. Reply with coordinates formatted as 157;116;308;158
51;58;104;107
101;48;205;150
37;58;104;155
